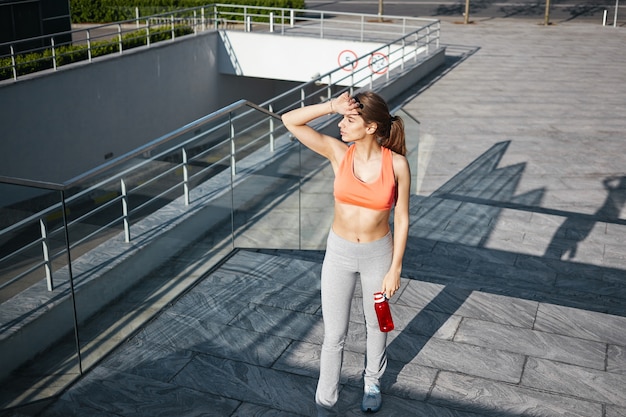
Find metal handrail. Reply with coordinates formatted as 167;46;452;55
0;12;440;295
0;3;438;82
0;99;280;295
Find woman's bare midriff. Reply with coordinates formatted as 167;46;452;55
332;201;391;243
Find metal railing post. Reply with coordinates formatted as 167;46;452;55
269;104;275;152
51;38;57;71
327;78;332;103
10;45;17;80
360;15;365;42
401;39;406;71
40;219;53;291
86;30;92;62
118;24;123;54
171;15;175;40
182;148;190;205
230;115;237;175
146;20;151;47
136;7;140;28
270;12;274;33
121;179;130;242
281;10;285;35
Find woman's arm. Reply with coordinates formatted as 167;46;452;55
281;92;357;162
382;154;411;299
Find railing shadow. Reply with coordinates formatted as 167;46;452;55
383;140;626;403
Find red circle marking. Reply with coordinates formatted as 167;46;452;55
368;52;388;74
338;50;358;72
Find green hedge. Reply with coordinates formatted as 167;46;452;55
0;26;193;81
70;0;306;23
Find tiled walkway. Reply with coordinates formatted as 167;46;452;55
17;18;626;417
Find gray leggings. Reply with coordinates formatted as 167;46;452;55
315;228;393;409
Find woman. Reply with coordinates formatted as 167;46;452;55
282;91;411;415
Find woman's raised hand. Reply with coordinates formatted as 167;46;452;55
332;92;360;115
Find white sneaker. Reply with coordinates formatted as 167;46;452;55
361;384;382;413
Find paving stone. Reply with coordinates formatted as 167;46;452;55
455;318;606;369
522;357;626;408
431;371;602;417
534;303;626;345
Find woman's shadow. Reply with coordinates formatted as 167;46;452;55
544;175;626;260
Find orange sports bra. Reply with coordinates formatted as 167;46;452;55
334;145;396;211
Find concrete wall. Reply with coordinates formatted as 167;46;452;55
0;31;299;185
218;31;426;86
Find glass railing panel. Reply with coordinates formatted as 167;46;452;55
231;139;302;250
0;183;81;409
66;112;238;375
228;105;300;250
296;146;335;251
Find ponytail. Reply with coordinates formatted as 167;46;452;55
354;91;407;156
379;116;406;156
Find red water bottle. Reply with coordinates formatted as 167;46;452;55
374;292;394;332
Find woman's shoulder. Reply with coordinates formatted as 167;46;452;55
390;150;410;174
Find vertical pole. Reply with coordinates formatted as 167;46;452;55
269;104;275;152
281;10;285;35
118;24;123;54
121;179;130;242
10;45;17;80
183;148;190;205
298;138;302;250
360;15;364;42
40;219;53;291
327;79;332;105
614;0;619;27
229;134;236;250
230;114;236;176
544;0;551;25
290;9;295;27
87;30;92;62
136;7;140;28
171;15;175;40
146;20;150;47
270;12;274;33
51;38;57;70
464;0;470;24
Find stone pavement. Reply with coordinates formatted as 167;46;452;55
13;18;626;417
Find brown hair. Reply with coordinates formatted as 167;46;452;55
354;91;406;156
